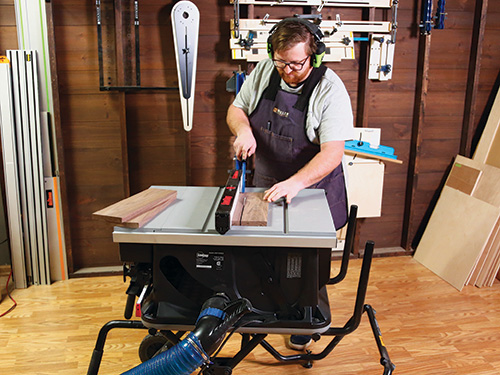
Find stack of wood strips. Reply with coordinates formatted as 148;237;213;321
92;188;177;228
414;87;500;290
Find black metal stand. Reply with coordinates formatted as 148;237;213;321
87;320;147;375
86;240;395;375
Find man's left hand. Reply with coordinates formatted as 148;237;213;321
263;179;304;204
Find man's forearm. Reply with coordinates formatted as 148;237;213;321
227;104;251;137
227;104;257;159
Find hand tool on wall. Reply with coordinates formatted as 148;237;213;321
434;0;447;30
172;1;199;131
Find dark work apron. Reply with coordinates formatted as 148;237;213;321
248;66;348;229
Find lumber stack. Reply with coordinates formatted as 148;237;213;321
93;188;177;228
414;87;500;290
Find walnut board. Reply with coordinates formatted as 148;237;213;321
231;192;269;227
93;188;177;224
120;194;177;228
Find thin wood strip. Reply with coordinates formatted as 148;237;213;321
231;193;244;226
468;217;500;286
93;188;176;223
485;233;500;287
475;218;500;287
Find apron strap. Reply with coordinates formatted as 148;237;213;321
263;64;327;111
293;64;327;112
263;67;282;102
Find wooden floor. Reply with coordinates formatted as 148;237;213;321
1;256;500;375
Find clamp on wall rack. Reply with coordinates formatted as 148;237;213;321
229;0;399;80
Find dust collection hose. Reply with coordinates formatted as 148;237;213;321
121;294;252;375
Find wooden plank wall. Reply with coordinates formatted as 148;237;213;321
0;0;17;56
401;0;500;249
0;0;499;273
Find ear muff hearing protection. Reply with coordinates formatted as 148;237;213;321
267;18;326;68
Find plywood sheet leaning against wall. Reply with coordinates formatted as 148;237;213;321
473;87;500;169
471;84;500;284
414;154;500;290
458;156;500;287
414;185;500;291
415;83;500;288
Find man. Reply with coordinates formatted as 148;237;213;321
226;18;354;349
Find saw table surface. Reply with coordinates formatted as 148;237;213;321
113;186;336;248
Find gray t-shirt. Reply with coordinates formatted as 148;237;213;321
232;59;354;145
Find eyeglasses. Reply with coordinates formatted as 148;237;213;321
272;56;310;71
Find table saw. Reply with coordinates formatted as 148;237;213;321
115;186;337;334
87;185;395;375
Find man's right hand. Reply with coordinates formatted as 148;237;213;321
233;129;256;160
227;104;256;160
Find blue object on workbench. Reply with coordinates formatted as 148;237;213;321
345;140;398;160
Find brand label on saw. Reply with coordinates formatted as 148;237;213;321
196;251;224;271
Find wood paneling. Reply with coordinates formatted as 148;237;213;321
0;5;15;26
0;26;17;54
1;0;498;271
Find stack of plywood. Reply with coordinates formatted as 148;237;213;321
414;87;500;290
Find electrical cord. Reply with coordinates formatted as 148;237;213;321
0;269;17;317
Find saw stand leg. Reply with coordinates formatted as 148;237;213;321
202;334;268;375
87;320;147;375
365;305;395;375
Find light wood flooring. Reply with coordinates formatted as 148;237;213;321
1;256;500;375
